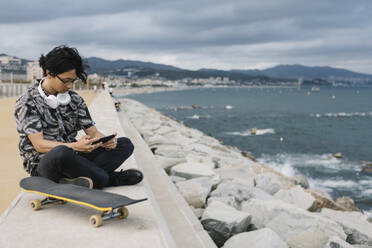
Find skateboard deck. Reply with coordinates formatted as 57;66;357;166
20;176;147;227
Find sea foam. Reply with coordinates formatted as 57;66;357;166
226;128;275;136
311;111;372;118
186;114;212;119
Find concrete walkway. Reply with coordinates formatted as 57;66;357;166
0;91;215;248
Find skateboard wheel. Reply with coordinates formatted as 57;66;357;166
118;207;129;219
90;215;103;227
30;200;42;211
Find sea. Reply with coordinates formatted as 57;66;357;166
121;86;372;214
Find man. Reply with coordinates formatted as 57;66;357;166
14;45;143;189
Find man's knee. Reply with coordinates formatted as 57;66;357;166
117;137;134;157
37;145;73;179
48;145;73;161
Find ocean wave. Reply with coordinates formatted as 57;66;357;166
186;114;212;119
307;177;372;198
364;211;372;220
187;114;200;119
360;189;372;198
257;153;298;177
226;128;275;136
309;178;360;189
304;154;343;168
169;105;214;111
258;153;372;206
311;112;372;118
260;153;362;174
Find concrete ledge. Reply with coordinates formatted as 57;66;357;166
118;100;216;248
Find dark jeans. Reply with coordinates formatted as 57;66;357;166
36;137;134;189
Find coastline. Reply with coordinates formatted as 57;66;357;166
113;85;303;96
118;90;372;247
113;86;198;97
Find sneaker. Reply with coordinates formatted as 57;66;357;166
111;169;143;186
59;176;94;189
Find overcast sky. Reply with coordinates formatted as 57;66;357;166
1;0;372;74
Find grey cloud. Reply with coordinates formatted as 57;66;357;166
1;0;372;73
0;0;166;23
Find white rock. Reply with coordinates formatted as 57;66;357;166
155;125;178;136
169;175;186;184
254;172;293;195
249;187;276;201
147;134;174;146
335;197;360;212
210;179;274;210
320;208;372;246
153;144;187;158
222;228;288;248
294;174;310;189
210;179;253;209
154;155;186;173
215;165;255;182
207;196;240;210
185;153;216;169
201;201;252;247
189;206;204;219
162;132;196;147
274;185;316;210
198;135;221;147
324;236;354;248
176;177;213;208
171;162;218;180
241;199;346;248
191;143;217;156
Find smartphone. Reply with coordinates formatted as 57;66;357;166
91;134;116;145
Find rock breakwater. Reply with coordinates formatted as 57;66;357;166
121;98;372;248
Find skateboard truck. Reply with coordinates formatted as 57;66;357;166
90;207;129;227
30;197;66;210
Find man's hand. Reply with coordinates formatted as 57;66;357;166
101;133;118;150
73;135;102;153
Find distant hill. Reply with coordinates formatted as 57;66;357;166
232;64;372;80
3;52;372;84
86;58;372;84
86;57;183;73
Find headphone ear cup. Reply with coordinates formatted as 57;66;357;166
57;93;71;105
45;95;59;109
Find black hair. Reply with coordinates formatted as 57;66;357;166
39;45;88;83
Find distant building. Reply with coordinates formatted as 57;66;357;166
0;56;21;65
0;55;27;82
88;73;100;81
123;68;139;78
27;61;43;82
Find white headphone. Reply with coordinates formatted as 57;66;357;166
38;78;71;109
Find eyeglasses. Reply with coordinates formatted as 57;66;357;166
56;75;80;84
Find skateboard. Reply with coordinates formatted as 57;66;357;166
20;176;147;227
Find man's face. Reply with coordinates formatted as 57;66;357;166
49;69;77;93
